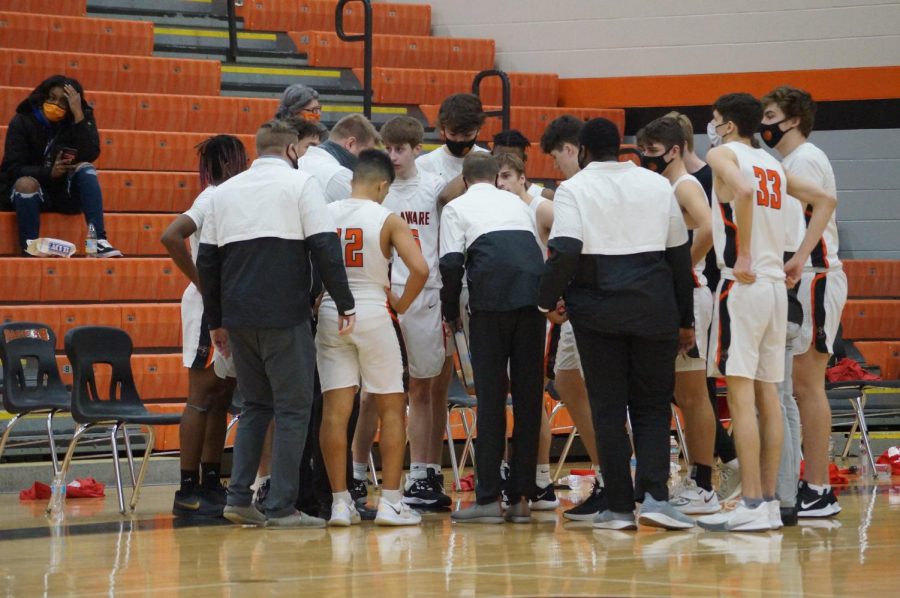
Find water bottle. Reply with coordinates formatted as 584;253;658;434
859;441;872;482
49;471;67;521
670;436;681;476
85;223;98;258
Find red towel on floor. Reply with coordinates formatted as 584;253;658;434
459;473;475;491
19;478;106;500
826;357;881;383
799;461;849;486
877;446;900;475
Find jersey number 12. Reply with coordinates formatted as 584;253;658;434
336;227;363;267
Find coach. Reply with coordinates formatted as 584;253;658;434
538;118;696;531
198;119;355;528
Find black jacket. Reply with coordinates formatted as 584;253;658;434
0;76;100;207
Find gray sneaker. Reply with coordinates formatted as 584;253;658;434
504;499;532;524
592;509;637;530
716;461;742;502
638;494;696;530
223;504;267;527
267;510;327;529
451;501;504;524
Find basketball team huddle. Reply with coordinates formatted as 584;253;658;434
164;83;844;534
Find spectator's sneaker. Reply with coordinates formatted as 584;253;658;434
505;499;532;524
669;478;721;515
530;484;560;511
404;474;450;508
328;501;361;527
96;239;123;258
716;460;742;502
350;477;368;506
203;483;228;506
253;477;271;512
592;510;637;530
638;494;695;530
427;468;451;505
780;505;799;527
268;509;327;529
223;504;267;527
698;500;771;532
826;487;842;515
767;500;783;529
563;478;607;521
451;501;504;524
173;489;224;518
375;499;422;526
797;481;838;517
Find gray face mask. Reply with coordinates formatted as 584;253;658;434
707;120;724;147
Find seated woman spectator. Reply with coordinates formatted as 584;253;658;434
0;75;121;256
275;83;322;123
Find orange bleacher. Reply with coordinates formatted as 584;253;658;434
0;12;154;56
242;0;431;36
0;0;86;17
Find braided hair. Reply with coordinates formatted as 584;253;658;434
196;134;248;188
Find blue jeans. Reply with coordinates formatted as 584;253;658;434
11;163;107;251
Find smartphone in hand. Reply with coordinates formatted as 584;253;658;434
60;147;77;162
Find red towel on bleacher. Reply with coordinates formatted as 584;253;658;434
877;447;900;476
826;357;881;383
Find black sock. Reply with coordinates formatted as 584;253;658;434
693;464;713;492
180;470;199;493
201;462;221;490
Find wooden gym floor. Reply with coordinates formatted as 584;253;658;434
0;474;897;597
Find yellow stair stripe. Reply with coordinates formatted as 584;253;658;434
221;65;341;78
154;27;277;41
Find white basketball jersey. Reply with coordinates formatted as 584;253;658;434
527;194;549;258
673;173;709;288
382;171;442;288
712;142;786;282
323;199;392;310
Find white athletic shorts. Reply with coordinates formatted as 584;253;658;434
393;286;447;379
795;269;848;356
676;285;714;373
181;285;234;379
707;279;787;383
316;305;404;394
554;320;582;374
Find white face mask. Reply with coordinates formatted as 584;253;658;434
707;120;722;148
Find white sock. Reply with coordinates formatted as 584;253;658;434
252;474;270;491
352;462;368;482
725;458;739;469
410;462;427;480
333;491;352;506
381;489;402;505
427;463;442;475
808;482;828;495
536;464;551;489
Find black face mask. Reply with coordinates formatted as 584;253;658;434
577;146;588;170
640;153;671;174
445;138;476;158
759;119;793;148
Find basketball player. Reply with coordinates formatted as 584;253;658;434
699;93;836;532
317;149;429;526
298;114;380;203
442;153;545;524
492;129;554;199
636;117;720;515
761;86;848;518
539;116;606;520
495;152;558;509
379;116;453;508
666;112;742;501
161;135;246;518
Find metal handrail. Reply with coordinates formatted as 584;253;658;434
336;0;373;119
472;69;510;131
225;0;239;63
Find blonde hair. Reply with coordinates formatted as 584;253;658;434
664;111;695;153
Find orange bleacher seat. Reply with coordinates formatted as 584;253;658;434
134;94;190;133
96;130;158;170
0;86;23;122
844;260;900;298
133;354;188;400
47;15;100;54
158;57;221;96
0;0;85;17
134;214;178;256
66;53;121;92
0;12;49;51
89;90;137;131
55;305;123;348
40;259;104;302
95;19;154;56
291;31;494;70
185;96;241;134
525;143;559;181
243;0;430;36
842;300;900;340
3;48;69;89
0;259;42;302
153;132;214;172
99;258;188;302
233;97;279;135
121;304;182;349
98;171;200;213
855;341;900;379
0;305;62;339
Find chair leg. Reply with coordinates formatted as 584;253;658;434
446;409;461;491
368;451;379;488
852;397;878;479
46;423;93;514
129;426;156;512
552;428;578;483
121;425;137;487
46;410;61;475
459;409;476;472
547;401;564;428
110;423;127;515
0;413;24;466
673;406;691;466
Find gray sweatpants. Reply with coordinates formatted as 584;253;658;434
227;324;316;518
776;322;803;508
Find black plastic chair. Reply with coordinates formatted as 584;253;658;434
827;379;900;478
0;321;71;474
54;326;181;515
